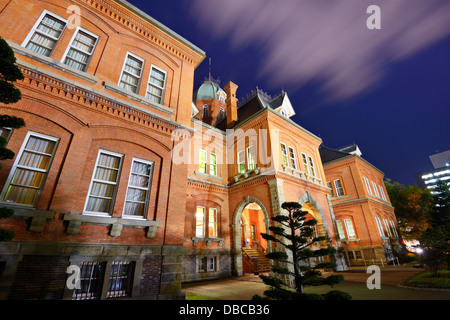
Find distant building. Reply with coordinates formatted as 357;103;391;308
416;150;450;192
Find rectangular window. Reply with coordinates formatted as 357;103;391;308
123;159;153;218
280;143;288;167
62;28;98;72
344;219;356;238
308;156;317;177
336;220;346;239
23;11;67;57
146;66;167;104
0;127;13;143
208;208;217;237
363;176;372;195
73;261;105;300
199;257;216;272
247;145;256;170
199;149;207;174
288;146;297;170
237;150;245;174
84;150;123;215
208;257;217;272
327;182;335;197
195;206;205;237
302;153;310;175
372;181;380;198
106;261;134;298
378;185;387;201
209;153;217;176
1;132;59;206
334;179;345;197
383;219;392;237
375;216;385;237
119;53;144;94
390;220;398;238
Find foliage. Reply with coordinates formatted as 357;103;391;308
384;178;432;240
253;201;351;300
0;39;25;241
0;37;24;104
418;181;450;276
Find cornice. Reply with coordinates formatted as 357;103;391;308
79;0;205;66
16;64;191;138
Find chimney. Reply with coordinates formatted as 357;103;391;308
224;81;238;128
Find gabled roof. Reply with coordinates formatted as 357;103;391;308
319;145;353;164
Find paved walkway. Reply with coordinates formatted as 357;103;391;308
182;266;450;300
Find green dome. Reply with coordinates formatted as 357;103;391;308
194;81;226;101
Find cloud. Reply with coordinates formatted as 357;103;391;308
189;0;450;101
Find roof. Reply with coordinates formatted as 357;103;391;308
319;145;353;164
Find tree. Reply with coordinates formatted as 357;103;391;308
385;178;431;240
0;38;25;241
418;181;450;276
253;202;351;300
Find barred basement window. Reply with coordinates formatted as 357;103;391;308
73;261;105;300
0;132;59;206
199;256;216;272
62;27;98;72
22;10;67;57
107;261;134;298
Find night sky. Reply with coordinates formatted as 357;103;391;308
126;0;450;187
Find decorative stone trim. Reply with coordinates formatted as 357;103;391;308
7;206;56;233
281;164;322;185
338;238;361;244
233;167;261;182
191;237;224;246
63;212;161;238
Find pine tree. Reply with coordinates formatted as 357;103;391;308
0;38;25;241
253;201;351;300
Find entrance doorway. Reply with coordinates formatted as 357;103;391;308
240;202;267;250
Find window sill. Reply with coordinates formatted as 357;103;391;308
63;212;161;238
194;170;222;181
7;40;98;84
233;167;260;182
281;165;322;185
103;81;173;115
338;238;361;244
191;237;224;246
0;204;55;233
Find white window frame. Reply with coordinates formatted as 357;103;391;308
335;220;346;239
118;52;145;94
247;145;256;170
195;206;206;238
308;155;317;177
378;185;387;201
146;65;167;105
280;143;288;167
237;150;245;174
0;131;59;207
363;176;373;195
383;219;392;237
0;127;13;143
60;26;99;72
21;10;68;57
208;207;218;238
288;146;297;170
334;179;345;197
209;152;217;176
390;219;398;238
198;149;207;174
83;149;124;216
371;181;380;198
327;182;335;197
122;158;154;219
302;153;310;175
344;218;356;238
375;216;385;237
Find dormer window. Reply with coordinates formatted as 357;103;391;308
203;105;209;117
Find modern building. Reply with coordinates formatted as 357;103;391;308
416;150;450;192
0;0;400;300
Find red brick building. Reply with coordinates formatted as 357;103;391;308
0;0;400;300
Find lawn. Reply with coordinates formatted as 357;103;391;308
405;270;450;289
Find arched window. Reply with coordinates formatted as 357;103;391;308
203;104;209;117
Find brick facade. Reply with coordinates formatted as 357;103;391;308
0;0;400;300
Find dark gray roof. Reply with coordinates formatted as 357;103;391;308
319;145;353;164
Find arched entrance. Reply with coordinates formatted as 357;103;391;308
232;197;271;276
